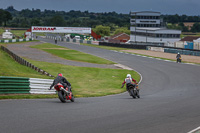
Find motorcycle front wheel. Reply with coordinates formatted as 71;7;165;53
136;90;140;98
70;94;75;102
130;89;136;99
58;91;66;103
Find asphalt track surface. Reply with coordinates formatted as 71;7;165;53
1;37;200;133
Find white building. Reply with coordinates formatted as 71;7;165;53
2;30;13;39
130;11;181;45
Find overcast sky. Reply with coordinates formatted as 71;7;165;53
1;0;200;15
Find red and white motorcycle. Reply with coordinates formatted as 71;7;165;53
54;83;74;103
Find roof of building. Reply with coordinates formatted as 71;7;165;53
135;27;181;32
180;36;200;42
130;11;161;15
110;33;130;39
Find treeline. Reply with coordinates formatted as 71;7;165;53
4;6;130;30
162;14;200;32
0;9;12;27
2;6;200;33
162;14;200;23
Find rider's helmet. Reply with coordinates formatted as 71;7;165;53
58;73;63;77
127;74;131;78
178;52;180;54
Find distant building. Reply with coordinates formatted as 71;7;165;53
108;33;130;43
180;36;199;42
175;36;200;49
130;11;181;45
2;30;13;39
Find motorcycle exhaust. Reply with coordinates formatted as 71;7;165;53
60;87;70;94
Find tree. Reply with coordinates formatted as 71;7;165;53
178;22;189;32
0;9;12;26
191;22;200;33
114;27;130;35
0;9;4;26
93;25;110;37
50;15;65;26
3;10;12;26
31;18;41;26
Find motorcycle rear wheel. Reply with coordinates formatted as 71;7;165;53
58;91;67;103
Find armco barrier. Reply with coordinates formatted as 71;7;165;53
0;77;30;94
148;46;200;56
0;77;55;94
99;42;147;49
164;48;200;56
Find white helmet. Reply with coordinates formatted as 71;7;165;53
127;74;131;78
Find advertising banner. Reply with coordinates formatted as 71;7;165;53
31;26;91;34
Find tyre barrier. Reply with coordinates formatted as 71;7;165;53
0;76;55;94
0;38;33;43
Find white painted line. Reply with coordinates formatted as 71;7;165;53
114;64;142;85
188;126;200;133
40;41;47;43
114;64;133;70
121;52;199;66
164;60;174;62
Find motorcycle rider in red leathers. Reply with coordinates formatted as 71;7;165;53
49;73;71;92
121;74;138;95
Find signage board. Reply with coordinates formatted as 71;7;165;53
31;26;91;34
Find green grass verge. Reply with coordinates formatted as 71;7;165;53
81;43;130;51
30;43;115;64
0;48;52;79
25;59;140;97
11;30;26;37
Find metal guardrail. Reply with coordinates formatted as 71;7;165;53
1;46;55;77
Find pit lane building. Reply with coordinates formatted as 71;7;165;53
130;11;181;45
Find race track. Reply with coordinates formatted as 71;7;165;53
0;37;200;133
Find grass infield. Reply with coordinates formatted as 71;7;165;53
0;43;140;99
30;43;115;64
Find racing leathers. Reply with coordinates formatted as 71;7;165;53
50;76;71;91
121;77;137;91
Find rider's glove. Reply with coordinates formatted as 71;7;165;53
121;84;124;88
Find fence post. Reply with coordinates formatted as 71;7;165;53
1;46;54;77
